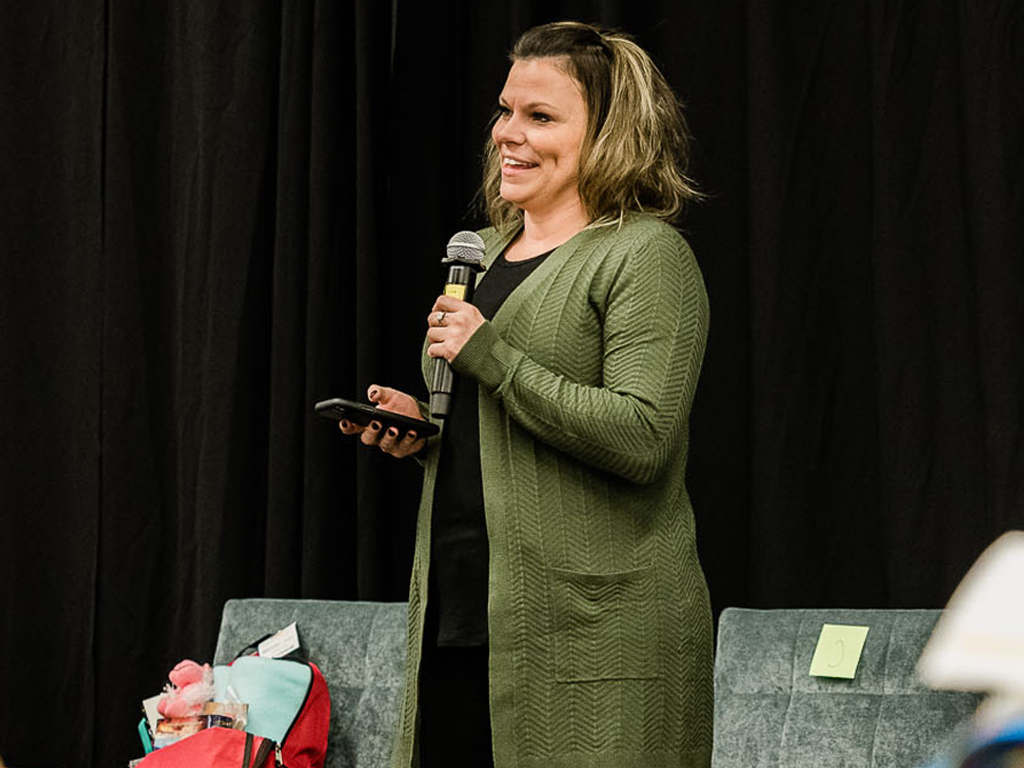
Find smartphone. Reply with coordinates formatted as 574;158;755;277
314;397;440;438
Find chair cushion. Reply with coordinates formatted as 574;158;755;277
711;608;980;768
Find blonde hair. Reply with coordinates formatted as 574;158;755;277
482;21;701;233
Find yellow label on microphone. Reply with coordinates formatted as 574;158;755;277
444;284;467;300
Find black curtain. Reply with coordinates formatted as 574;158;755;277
1;1;1022;766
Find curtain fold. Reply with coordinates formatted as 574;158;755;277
869;0;1024;605
0;2;106;765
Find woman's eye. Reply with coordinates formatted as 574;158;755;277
532;112;552;122
497;105;511;118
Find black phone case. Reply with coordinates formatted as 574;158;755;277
314;398;440;437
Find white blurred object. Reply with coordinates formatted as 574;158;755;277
918;531;1024;694
971;694;1024;736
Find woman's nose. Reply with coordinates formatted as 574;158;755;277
493;113;524;144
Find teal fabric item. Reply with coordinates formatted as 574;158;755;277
214;656;312;744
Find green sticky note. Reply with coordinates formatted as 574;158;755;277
809;624;870;679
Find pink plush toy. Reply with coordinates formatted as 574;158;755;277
157;659;215;718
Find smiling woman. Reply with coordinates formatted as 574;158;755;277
482;22;702;239
341;20;712;768
490;58;589;240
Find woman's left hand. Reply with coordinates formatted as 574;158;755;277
426;295;486;362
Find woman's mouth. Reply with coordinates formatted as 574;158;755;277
502;157;538;172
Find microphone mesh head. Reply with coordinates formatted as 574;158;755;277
446;230;486;265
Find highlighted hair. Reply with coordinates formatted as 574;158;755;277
483;21;701;233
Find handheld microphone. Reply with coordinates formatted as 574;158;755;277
429;230;487;418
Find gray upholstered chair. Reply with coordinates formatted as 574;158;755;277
213;599;407;768
711;607;981;768
213;601;982;768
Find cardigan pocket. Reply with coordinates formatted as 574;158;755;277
550;565;659;682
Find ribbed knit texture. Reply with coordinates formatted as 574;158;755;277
392;214;713;768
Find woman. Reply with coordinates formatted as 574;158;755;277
342;21;712;768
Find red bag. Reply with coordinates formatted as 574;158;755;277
258;659;330;768
139;657;330;768
138;728;275;767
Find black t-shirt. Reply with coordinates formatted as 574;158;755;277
427;248;551;647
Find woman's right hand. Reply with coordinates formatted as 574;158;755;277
338;385;428;458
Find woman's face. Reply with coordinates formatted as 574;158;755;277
492;58;588;218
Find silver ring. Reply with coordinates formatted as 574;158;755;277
437;311;447;326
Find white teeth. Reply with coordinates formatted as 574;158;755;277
504;158;533;167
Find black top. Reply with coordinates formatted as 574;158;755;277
428;248;551;647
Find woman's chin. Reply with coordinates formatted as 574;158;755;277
499;180;533;203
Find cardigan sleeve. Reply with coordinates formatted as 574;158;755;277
450;226;709;485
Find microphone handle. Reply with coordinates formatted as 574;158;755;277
429;363;454;418
429;264;478;418
441;263;478;304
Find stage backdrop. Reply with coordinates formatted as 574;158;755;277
1;1;1021;766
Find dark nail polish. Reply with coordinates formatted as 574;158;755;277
387;428;399;437
370;421;381;431
340;420;349;429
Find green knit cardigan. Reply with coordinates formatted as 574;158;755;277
392;213;713;768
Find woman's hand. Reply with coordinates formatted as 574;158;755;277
426;295;486;362
338;385;428;458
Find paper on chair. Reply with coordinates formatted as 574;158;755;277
257;621;301;659
809;624;870;679
918;531;1024;693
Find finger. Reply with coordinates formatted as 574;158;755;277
430;296;468;314
378;426;401;453
360;420;384;446
368;385;413;417
426;327;446;342
403;431;426;451
338;419;366;435
427;309;453;328
392;433;427;459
